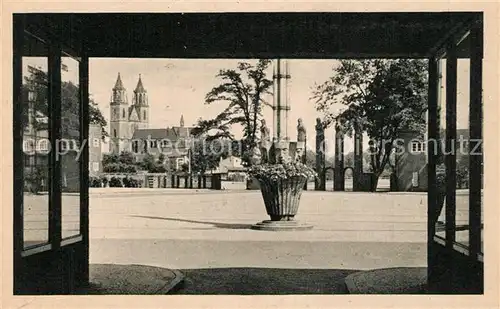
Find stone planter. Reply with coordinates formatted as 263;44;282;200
246;177;261;190
257;175;307;221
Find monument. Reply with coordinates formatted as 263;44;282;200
272;59;291;163
295;118;306;162
250;59;313;231
315;117;326;190
334;120;345;191
353;118;364;191
259;119;271;163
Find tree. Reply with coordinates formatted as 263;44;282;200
313;59;428;191
189;138;226;174
103;151;138;173
118;151;135;165
192;60;273;166
141;153;156;172
102;153;119;166
22;65;108;140
89;98;108;140
344;152;354;167
157;153;166;165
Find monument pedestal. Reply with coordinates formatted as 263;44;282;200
251;220;313;231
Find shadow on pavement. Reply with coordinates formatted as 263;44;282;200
171;267;359;294
130;215;254;230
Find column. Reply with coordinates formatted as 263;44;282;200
272;59;291;163
353;124;363;191
445;42;457;246
315;119;325;191
468;22;483;258
334;123;345;191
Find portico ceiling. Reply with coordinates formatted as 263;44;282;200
19;12;481;59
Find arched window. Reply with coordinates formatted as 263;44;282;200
113;129;117;137
143;110;146;120
122;109;125;118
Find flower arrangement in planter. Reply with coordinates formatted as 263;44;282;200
249;161;316;221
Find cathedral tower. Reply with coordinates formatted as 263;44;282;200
109;73;130;154
132;74;149;130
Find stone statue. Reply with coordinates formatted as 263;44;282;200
315;117;324;138
296;118;306;163
315;117;326;190
260;119;271;144
250;145;262;165
259;119;271;163
297;118;306;142
276;145;291;164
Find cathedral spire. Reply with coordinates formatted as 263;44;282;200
180;114;185;127
134;74;146;93
113;72;125;90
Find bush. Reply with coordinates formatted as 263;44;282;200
124;164;137;173
120;177;141;188
103;163;120;173
128;178;140;187
90;176;102;187
109;177;123;187
103;162;137;173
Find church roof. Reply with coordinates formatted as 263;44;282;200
132;128;177;140
128;106;140;122
113;73;125;90
132;127;194;140
134;74;146;93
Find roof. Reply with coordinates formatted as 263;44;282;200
19;12;481;59
113;73;125;90
132;129;174;140
134;75;146;93
128;106;140;122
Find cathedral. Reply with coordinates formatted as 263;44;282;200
109;73;150;154
108;73;194;169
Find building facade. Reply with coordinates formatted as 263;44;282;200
109;73;150;154
107;73;194;169
395;129;471;191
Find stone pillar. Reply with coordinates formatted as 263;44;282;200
353;125;363;191
272;59;291;163
315;118;326;191
302;137;308;190
334;124;345;191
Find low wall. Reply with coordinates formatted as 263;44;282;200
95;173;222;190
221;181;247;190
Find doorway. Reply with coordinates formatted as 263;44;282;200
12;12;484;295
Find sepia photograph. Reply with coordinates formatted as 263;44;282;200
2;3;499;309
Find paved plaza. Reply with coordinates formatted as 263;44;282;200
22;188;479;294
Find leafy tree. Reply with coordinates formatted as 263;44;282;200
313;59;428;191
344;152;354;167
157;153;166;165
102;153;119;166
103;151;138;173
192;60;273;166
22;66;108;139
180;163;189;173
190;138;225;174
304;149;316;169
119;151;135;165
141;153;156;172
